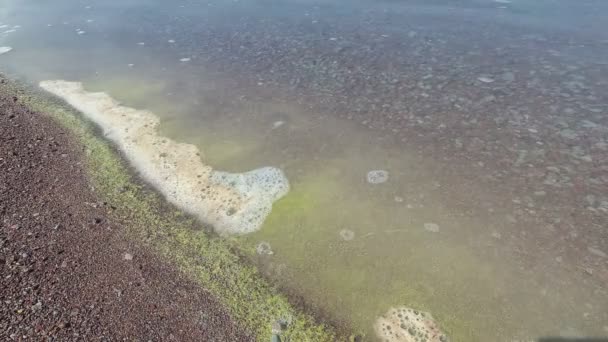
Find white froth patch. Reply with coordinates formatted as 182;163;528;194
339;229;355;241
0;46;12;55
39;80;290;235
375;306;448;342
367;169;389;184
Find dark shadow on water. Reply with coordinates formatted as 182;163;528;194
538;338;608;342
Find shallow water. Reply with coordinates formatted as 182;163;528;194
2;0;607;340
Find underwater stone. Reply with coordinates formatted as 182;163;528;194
367;170;389;184
375;306;447;342
39;80;290;235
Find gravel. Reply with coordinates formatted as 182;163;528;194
0;76;253;341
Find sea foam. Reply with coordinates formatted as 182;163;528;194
40;80;289;235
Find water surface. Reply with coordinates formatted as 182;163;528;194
2;0;607;340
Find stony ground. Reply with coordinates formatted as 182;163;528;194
0;79;253;341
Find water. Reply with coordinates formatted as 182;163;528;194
2;0;608;340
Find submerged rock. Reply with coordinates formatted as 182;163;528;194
375;306;448;342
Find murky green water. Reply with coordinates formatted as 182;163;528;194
2;0;607;340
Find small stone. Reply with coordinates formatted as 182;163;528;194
32;301;42;311
424;222;440;233
394;196;404;203
179;57;191;62
123;253;133;260
272;120;285;129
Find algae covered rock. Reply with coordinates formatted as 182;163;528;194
374;307;448;342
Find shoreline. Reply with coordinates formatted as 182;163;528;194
0;74;339;341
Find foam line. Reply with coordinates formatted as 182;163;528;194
40;80;289;235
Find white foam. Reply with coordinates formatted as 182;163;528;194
39;80;290;235
375;306;448;342
367;169;389;184
0;46;12;55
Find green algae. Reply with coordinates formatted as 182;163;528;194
238;157;516;341
1;76;337;341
